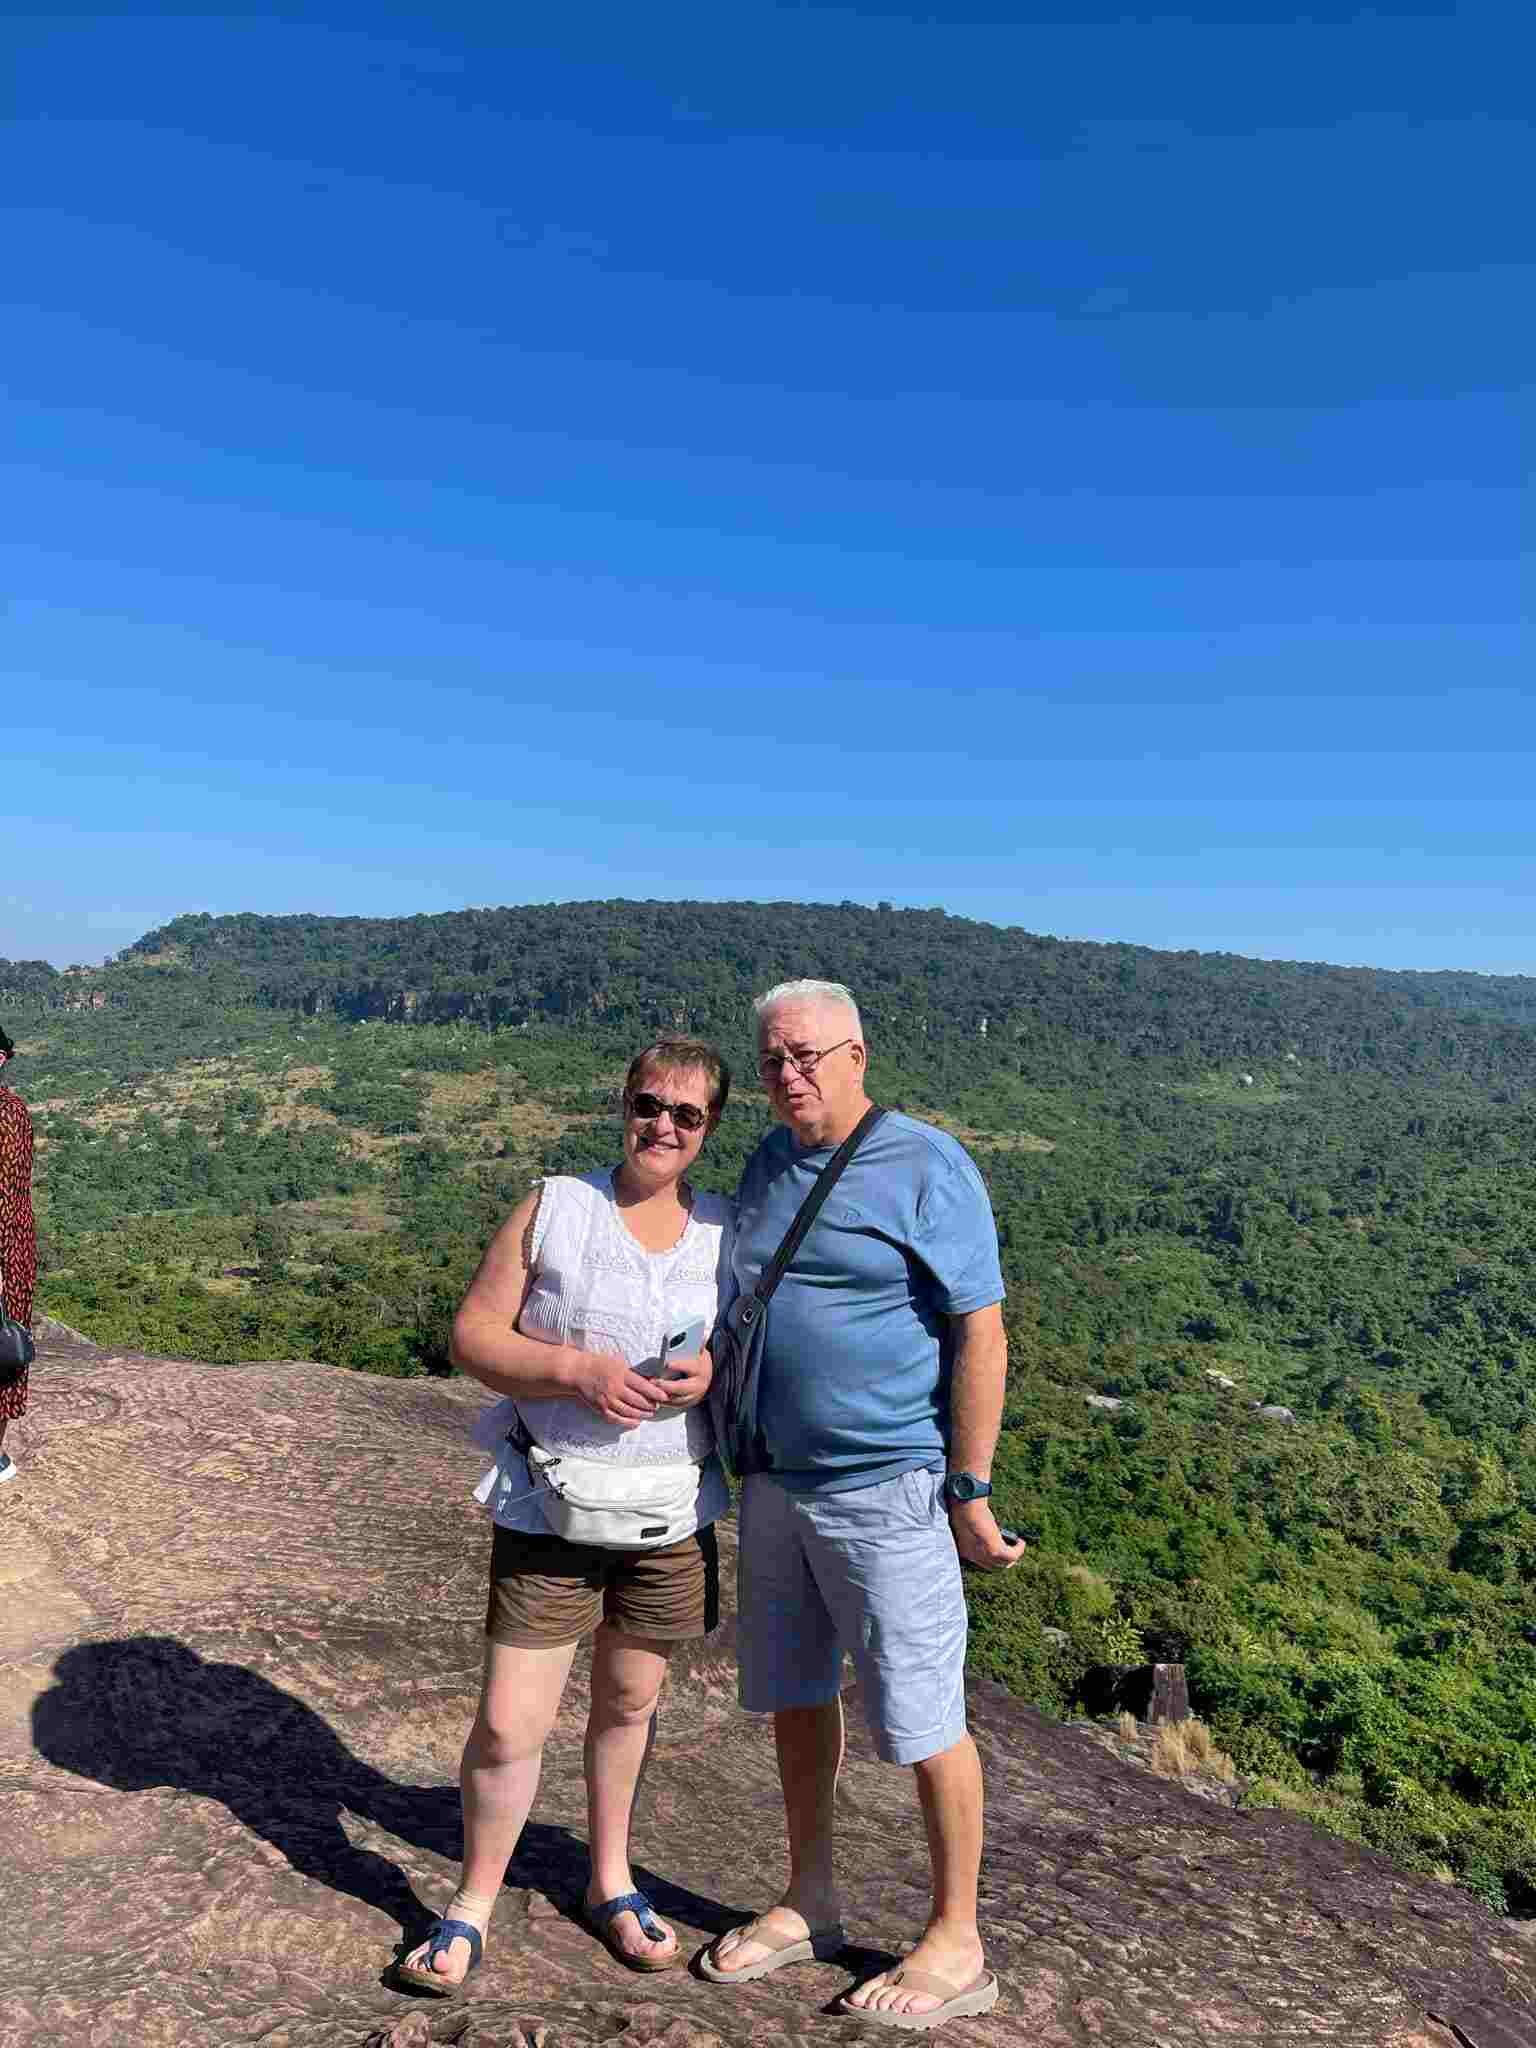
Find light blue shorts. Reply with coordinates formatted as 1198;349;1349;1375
736;1467;969;1765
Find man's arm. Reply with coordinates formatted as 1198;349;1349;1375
452;1190;668;1428
946;1301;1025;1571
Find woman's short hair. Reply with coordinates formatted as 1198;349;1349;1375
0;1025;14;1059
625;1037;731;1116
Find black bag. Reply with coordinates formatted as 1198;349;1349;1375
0;1311;34;1383
708;1105;886;1477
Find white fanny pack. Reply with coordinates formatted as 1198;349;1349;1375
470;1397;704;1549
524;1443;704;1550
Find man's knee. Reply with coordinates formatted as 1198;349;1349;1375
774;1700;841;1733
911;1730;979;1783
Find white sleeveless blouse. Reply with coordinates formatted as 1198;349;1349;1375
476;1171;734;1534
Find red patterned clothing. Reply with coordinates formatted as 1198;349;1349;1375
0;1085;36;1422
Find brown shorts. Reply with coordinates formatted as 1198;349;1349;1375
486;1519;720;1648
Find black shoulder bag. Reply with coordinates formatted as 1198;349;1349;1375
707;1104;886;1477
0;1294;34;1380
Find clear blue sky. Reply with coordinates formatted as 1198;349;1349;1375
3;3;1530;972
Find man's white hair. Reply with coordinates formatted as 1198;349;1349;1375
753;979;863;1038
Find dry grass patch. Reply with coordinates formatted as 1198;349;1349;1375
1065;1565;1113;1598
1150;1718;1237;1783
64;1077;226;1133
504;1100;585;1138
277;1195;398;1235
275;1064;333;1092
260;1067;349;1139
419;1074;591;1146
422;1070;501;1121
45;1055;295;1136
911;1108;1055;1153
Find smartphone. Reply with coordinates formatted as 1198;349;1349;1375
634;1319;707;1381
961;1527;1024;1570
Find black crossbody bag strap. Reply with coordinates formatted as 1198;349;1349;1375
752;1104;886;1308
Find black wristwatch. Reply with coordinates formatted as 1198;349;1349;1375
943;1471;992;1506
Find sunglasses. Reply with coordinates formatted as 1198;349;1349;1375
627;1090;710;1133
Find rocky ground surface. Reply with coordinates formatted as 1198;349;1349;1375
2;1324;1534;2047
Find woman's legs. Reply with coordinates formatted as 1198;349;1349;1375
583;1624;676;1962
404;1636;578;1984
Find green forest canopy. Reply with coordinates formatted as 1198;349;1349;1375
9;899;1536;1912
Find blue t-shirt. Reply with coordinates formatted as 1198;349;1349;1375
732;1111;1005;1494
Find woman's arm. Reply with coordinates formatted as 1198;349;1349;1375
450;1189;670;1428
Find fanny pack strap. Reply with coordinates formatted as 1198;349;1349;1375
753;1104;887;1308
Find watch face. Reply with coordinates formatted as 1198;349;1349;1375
948;1472;983;1502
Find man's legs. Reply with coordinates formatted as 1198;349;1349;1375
776;1697;845;1908
800;1469;988;2017
706;1698;846;1970
705;1477;846;1974
842;1732;987;2015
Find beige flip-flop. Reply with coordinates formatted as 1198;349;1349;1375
697;1914;846;1982
835;1964;1000;2031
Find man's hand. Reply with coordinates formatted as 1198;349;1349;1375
949;1498;1026;1571
573;1351;670;1428
654;1348;714;1411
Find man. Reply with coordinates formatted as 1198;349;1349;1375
700;979;1021;2029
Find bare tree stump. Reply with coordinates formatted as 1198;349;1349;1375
1149;1662;1191;1725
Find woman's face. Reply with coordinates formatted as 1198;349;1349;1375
620;1062;716;1188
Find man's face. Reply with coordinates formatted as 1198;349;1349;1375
757;1000;865;1140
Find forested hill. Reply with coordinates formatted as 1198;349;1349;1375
14;901;1536;1916
10;901;1536;1086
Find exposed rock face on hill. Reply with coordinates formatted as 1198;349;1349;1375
2;1329;1534;2047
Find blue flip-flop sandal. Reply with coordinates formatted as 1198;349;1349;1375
394;1915;483;1996
583;1889;681;1973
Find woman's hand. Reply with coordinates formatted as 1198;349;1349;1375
573;1350;671;1428
654;1348;713;1412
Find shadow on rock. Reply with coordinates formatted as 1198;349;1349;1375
32;1636;736;1955
32;1636;464;1941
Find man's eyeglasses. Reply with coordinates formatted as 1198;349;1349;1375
757;1038;855;1082
627;1090;710;1133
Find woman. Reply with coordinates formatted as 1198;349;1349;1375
396;1037;733;1995
0;1025;37;1486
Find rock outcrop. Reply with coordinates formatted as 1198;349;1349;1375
2;1327;1534;2046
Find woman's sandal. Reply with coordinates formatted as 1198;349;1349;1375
394;1916;484;1997
583;1889;682;1972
